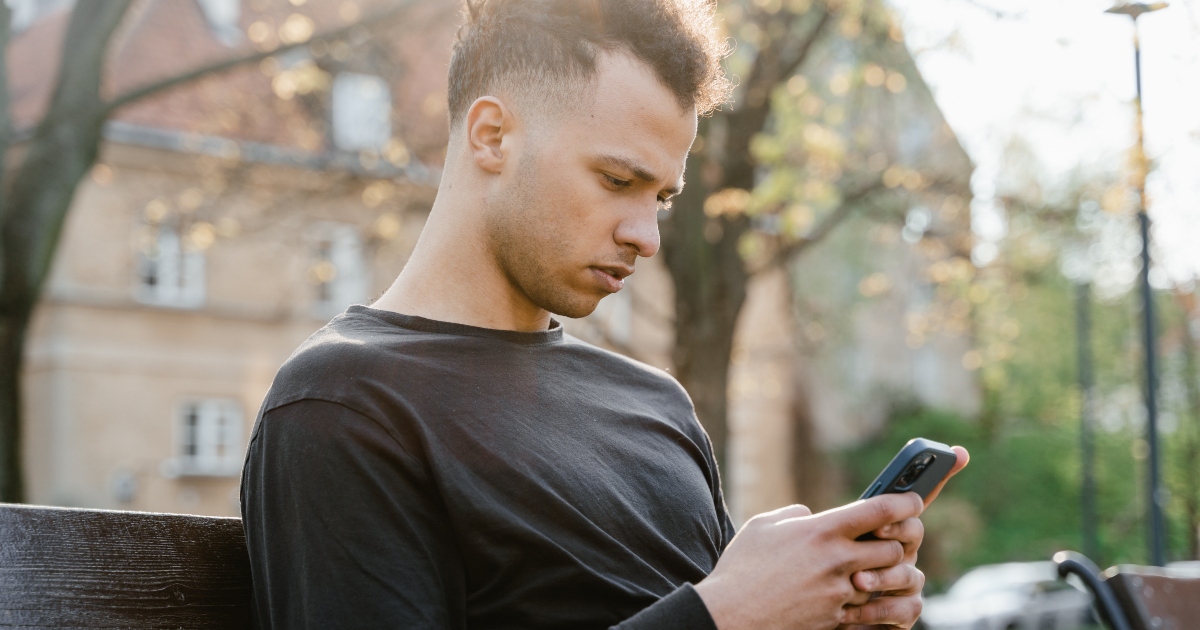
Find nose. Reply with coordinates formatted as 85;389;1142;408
614;202;661;258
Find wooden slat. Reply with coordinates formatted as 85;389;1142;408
0;503;251;629
1105;565;1200;630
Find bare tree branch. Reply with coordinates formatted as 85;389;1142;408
777;8;835;86
102;0;425;116
4;0;133;300
754;179;885;274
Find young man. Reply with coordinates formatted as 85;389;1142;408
241;0;969;628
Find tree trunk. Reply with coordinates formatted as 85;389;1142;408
660;141;750;475
790;376;828;509
0;313;26;502
0;1;132;502
660;8;832;482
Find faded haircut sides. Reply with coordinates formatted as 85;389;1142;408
446;0;732;129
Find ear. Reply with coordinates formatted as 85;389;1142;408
466;96;512;174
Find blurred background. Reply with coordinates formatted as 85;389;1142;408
2;0;1198;623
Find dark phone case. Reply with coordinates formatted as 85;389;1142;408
856;438;956;541
858;438;957;501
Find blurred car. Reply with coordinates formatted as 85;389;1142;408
1166;560;1200;578
920;561;1092;630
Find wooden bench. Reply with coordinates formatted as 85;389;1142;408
1055;550;1200;630
18;502;1199;630
0;503;251;628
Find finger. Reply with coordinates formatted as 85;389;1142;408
871;517;923;560
844;585;873;607
825;493;923;539
852;563;924;595
922;445;969;508
842;539;905;574
762;503;813;523
841;594;922;627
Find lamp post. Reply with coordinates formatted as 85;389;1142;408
1075;278;1100;562
1105;1;1169;567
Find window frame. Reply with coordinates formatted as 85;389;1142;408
135;221;206;309
309;222;370;319
163;398;244;478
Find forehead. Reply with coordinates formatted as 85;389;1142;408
554;52;697;176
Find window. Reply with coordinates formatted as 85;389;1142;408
311;223;369;317
164;398;243;477
9;0;73;34
331;72;392;152
195;0;241;46
136;223;205;308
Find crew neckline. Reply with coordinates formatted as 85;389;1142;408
346;304;564;346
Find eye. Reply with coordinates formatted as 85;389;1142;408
602;173;632;189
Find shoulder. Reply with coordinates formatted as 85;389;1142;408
263;309;415;413
561;333;696;409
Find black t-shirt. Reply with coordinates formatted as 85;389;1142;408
241;305;734;629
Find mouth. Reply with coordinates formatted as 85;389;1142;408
590;265;634;293
595;264;634;280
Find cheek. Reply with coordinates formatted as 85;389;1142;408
538;182;612;245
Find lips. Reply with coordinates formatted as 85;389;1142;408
595;264;634;280
590;265;633;293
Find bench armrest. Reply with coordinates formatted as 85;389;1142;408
1053;551;1132;630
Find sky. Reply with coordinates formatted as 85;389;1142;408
887;0;1200;290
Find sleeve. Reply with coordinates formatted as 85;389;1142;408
241;398;466;630
610;583;719;630
610;402;727;630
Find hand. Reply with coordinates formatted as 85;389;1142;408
694;493;924;630
837;445;971;630
837;517;924;629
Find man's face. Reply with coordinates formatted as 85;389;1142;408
483;52;697;319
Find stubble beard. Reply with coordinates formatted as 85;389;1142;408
484;151;602;320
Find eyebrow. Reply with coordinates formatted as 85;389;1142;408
594;154;684;198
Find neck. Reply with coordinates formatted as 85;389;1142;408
371;166;553;333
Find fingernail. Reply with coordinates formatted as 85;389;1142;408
880;524;893;535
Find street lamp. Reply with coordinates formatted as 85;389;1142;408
1105;0;1169;567
1063;243;1100;562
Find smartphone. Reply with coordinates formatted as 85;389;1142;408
856;438;957;541
858;437;957;502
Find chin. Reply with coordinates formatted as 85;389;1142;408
550;300;602;320
539;290;604;320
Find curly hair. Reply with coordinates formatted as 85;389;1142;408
447;0;731;127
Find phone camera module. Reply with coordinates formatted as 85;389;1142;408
895;453;936;490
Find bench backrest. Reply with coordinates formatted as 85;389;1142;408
0;503;252;628
1105;565;1200;630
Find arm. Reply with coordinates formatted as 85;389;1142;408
241;399;466;630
